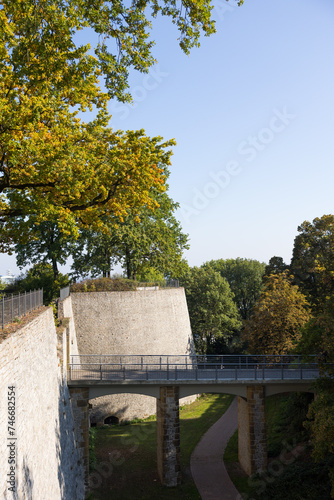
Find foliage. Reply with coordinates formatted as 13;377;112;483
6;263;69;305
70;192;189;280
0;278;5;299
13;220;75;280
204;258;266;320
180;266;241;354
304;378;334;498
70;277;137;293
263;256;289;280
290;215;334;311
243;271;311;354
1;0;218;247
261;458;334;500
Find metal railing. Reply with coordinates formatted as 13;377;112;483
59;280;179;300
68;354;322;383
59;286;70;300
136;279;179;289
1;288;43;329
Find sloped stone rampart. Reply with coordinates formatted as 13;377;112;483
0;308;84;499
67;288;197;422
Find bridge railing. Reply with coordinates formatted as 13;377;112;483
68;354;323;383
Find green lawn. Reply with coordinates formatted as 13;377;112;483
86;393;234;500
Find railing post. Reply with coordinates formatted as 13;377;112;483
281;363;284;380
167;362;169;380
235;366;237;380
175;366;177;380
254;365;257;380
146;365;149;380
2;295;4;330
300;363;303;380
262;363;265;380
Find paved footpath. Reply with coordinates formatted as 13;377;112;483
190;397;242;500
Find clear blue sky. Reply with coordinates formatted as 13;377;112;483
1;0;334;277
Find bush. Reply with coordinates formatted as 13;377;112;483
70;277;137;293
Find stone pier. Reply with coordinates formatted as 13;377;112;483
156;386;181;486
69;387;90;485
238;385;267;475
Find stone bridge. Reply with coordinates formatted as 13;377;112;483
67;354;321;487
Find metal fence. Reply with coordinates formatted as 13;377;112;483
59;280;179;300
68;354;322;383
59;286;70;300
1;289;43;329
136;279;179;289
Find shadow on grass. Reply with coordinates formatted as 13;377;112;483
87;393;234;500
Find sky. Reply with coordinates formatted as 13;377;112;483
1;0;334;277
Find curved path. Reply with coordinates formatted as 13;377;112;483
190;398;241;500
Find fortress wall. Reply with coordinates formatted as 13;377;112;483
58;295;80;359
70;288;197;422
70;288;196;356
0;308;84;500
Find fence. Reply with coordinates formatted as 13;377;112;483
59;280;179;300
68;354;322;383
1;289;43;329
59;286;70;300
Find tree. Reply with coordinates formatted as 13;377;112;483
7;263;69;305
263;256;289;279
243;272;311;354
71;192;189;280
0;0;220;247
180;266;241;354
290;215;334;311
204;258;266;319
13;219;75;280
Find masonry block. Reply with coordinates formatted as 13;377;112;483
157;386;181;486
238;385;267;476
69;387;90;487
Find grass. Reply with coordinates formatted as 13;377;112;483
86;393;234;500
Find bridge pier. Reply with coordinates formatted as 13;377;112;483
157;386;181;486
238;385;267;476
69;387;90;487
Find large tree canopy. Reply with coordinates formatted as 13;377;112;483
0;0;222;248
203;258;266;320
180;266;241;354
290;215;334;311
243;272;311;355
70;191;189;279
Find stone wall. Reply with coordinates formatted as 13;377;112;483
238;385;267;476
64;288;198;422
0;308;84;499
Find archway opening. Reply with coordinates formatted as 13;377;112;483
104;415;119;425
